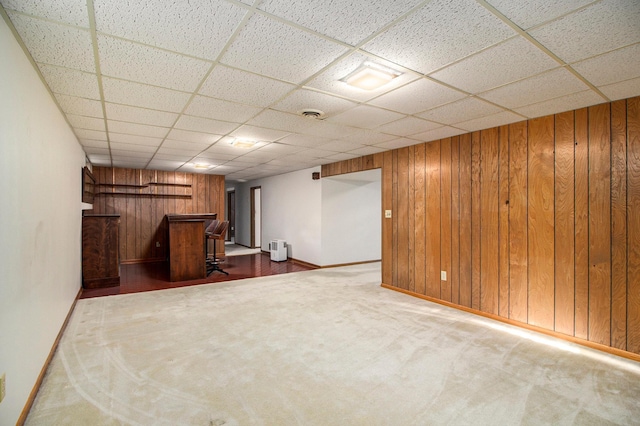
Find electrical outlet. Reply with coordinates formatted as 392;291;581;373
155;241;160;247
0;372;6;404
385;210;392;218
441;271;447;281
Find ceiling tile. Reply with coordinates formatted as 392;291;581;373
277;133;333;148
327;105;404;129
7;12;94;71
572;43;640;87
362;0;515;74
529;0;640;63
86;154;111;165
256;142;305;155
1;0;89;27
157;144;204;156
305;52;420;102
55;94;103;118
93;0;248;60
374;137;421;150
430;37;560;93
485;0;594;29
67;114;105;131
230;125;291;142
109;142;158;153
479;68;590;109
345;146;387;156
370;78;466;114
165;129;222;145
248;110;324;134
102;77;192;112
418;97;504;125
599;77;640;101
316;140;366;153
97;35;212;92
455;110;524;131
199;65;295;107
339;129;396;145
75;129;107;140
146;160;184;171
107;120;169;138
258;0;424;45
105;103;178;127
79;139;108;148
377;116;441;137
221;13;348;83
175;115;238;135
196;152;238;161
108;133;163;147
37;64;100;99
514;90;606;119
272;89;357;117
152;152;194;162
410;126;465;142
110;150;152;159
186;95;262;123
84;147;110;155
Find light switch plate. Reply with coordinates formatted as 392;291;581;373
441;271;447;281
385;210;392;218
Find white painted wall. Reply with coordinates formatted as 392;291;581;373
233;167;381;267
0;19;86;425
234;167;323;265
321;169;381;265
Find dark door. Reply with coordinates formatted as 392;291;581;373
227;190;235;241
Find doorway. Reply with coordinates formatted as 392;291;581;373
250;186;261;249
226;190;235;242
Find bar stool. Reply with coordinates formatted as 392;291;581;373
206;220;229;275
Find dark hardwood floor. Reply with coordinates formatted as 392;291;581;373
80;253;315;299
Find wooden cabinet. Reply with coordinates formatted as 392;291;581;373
166;214;216;282
82;214;120;288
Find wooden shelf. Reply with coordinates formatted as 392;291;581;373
95;181;193;198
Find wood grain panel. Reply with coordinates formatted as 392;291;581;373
508;121;528;323
392;150;398;287
397;147;410;290
480;128;499;315
588;103;612;346
459;134;473;307
498;126;510;317
527;116;555;330
139;169;154;259
425;141;441;298
450;136;461;305
414;144;426;295
471;132;481;310
125;168;137;259
408;146;416;293
554;111;576;336
610;99;627;350
113;168;128;259
628;96;640;353
440;138;452;302
381;151;393;285
574;108;590;340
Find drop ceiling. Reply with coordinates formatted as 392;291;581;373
1;0;639;182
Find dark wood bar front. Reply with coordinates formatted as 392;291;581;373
166;214;216;282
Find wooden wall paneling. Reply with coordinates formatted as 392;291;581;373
112;168;128;260
155;170;168;260
364;154;375;170
450;136;461;305
382;151;393;285
470;131;481;310
554;111;576;336
441;138;452;302
408;146;416;293
103;167;115;214
527;116;556;330
175;172;188;214
574;108;590;340
414;144;427;295
425;141;442;298
627;96;640;354
610;99;628;350
458;134;473;307
508;121;528;323
125;168;138;260
588;103;612;346
139;169;154;259
373;152;384;169
498;126;510;317
392;150;399;287
480;128;500;315
397;147;410;290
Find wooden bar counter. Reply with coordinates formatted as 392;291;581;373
166;213;216;282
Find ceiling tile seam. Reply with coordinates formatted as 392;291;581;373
515;0;603;33
87;0;117;167
0;6;89;151
1;8;90;30
475;0;610;102
142;6;260;171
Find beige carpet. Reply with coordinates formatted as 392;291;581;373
26;263;640;425
224;243;262;257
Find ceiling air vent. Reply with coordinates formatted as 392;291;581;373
300;109;325;120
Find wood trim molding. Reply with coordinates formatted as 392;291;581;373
17;287;83;425
381;283;640;364
320;259;381;269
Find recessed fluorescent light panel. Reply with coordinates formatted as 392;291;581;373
193;163;211;170
341;62;402;90
230;138;257;148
